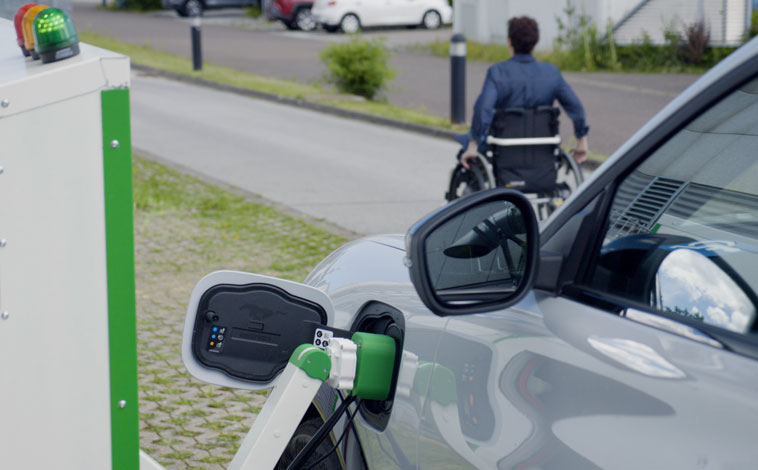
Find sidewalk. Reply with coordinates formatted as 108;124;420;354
71;2;699;156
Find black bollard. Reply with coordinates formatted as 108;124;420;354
450;33;466;124
191;15;202;71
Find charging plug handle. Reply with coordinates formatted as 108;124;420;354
350;332;397;401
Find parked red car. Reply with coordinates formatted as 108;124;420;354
271;0;316;30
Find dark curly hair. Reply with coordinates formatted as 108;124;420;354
508;16;539;54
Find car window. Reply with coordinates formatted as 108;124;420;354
587;77;758;335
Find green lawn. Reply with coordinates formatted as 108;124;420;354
132;155;348;468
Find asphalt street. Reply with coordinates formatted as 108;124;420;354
130;72;458;235
72;3;700;156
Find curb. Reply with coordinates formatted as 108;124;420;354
131;63;605;172
131;63;460;140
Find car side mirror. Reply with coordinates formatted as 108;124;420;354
405;189;539;316
181;271;334;390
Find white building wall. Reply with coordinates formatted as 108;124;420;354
725;0;750;43
455;0;749;49
454;0;640;50
614;0;748;46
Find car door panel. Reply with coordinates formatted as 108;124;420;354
351;0;386;26
417;291;758;469
385;0;423;24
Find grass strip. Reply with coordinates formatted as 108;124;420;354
408;39;725;75
132;155;346;468
80;31;468;133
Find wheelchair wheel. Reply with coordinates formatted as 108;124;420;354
531;151;585;220
446;161;489;202
555;149;584;197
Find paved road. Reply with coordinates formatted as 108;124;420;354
73;3;700;156
131;71;458;235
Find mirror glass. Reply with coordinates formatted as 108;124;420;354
654;248;756;333
424;200;528;303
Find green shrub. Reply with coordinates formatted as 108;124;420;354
551;0;731;72
413;0;736;73
680;20;710;64
605;19;620;71
320;38;395;100
245;5;262;18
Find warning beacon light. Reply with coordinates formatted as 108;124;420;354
33;8;80;64
21;4;49;60
14;3;37;57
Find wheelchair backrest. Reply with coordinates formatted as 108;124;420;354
487;106;561;194
488;106;560;139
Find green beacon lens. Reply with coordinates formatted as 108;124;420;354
33;8;80;64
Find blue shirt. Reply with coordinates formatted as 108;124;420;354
469;54;589;145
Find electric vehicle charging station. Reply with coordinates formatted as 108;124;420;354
2;10;401;467
0;17;156;470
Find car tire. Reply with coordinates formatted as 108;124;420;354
340;13;360;34
422;9;441;29
274;417;342;470
179;0;203;17
294;7;317;31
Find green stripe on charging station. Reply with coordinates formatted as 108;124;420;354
102;89;140;470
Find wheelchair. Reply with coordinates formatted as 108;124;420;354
445;107;584;220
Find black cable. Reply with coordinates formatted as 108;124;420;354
340;391;368;469
304;399;361;470
286;394;357;470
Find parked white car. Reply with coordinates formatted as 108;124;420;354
311;0;452;33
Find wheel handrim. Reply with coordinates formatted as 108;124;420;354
424;11;440;29
342;15;359;33
448;163;485;201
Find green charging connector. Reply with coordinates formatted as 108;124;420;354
349;332;397;401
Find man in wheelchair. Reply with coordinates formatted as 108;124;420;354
456;16;590;209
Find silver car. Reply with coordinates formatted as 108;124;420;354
183;36;758;469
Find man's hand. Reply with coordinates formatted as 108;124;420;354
460;140;479;170
572;136;589;164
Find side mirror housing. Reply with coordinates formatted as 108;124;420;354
181;271;334;390
405;189;539;316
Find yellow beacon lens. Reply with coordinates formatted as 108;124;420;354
22;4;49;60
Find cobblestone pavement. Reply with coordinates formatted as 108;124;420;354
132;156;347;468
